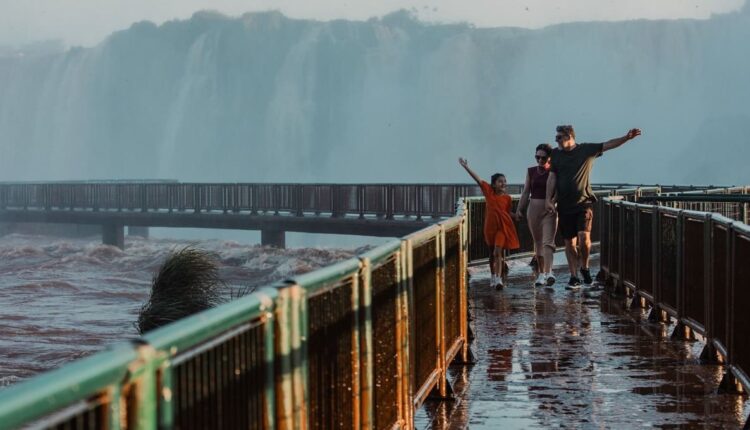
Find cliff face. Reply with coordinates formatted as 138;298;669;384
1;9;748;184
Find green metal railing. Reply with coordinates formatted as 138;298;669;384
600;196;750;426
465;187;661;264
0;290;280;430
648;186;750;224
0;201;472;429
10;183;741;430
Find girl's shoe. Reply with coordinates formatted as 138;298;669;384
545;274;556;286
534;274;546;286
495;279;504;290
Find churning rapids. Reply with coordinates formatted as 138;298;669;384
0;234;364;388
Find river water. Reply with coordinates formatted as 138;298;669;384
0;233;363;388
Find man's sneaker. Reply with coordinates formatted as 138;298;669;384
580;268;593;285
534;274;545;286
545;274;556;286
495;279;504;290
566;276;582;290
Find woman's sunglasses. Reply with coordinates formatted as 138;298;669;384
535;155;549;161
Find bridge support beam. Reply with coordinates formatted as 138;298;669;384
127;226;149;238
261;228;285;248
102;223;125;249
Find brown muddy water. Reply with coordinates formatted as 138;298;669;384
0;234;363;388
416;257;750;429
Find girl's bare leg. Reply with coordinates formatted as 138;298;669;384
489;246;496;276
493;246;504;286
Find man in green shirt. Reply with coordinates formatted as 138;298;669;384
545;125;642;288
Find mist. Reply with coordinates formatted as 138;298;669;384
0;6;748;186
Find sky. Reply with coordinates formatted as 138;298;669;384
0;0;746;47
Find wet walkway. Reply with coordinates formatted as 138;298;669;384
416;256;750;429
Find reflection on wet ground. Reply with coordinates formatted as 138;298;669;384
415;256;749;429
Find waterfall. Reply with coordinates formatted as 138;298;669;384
0;8;749;184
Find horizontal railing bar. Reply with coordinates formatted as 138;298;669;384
403;224;441;247
641;195;750;203
0;342;137;429
288;257;361;294
143;288;276;354
359;240;402;266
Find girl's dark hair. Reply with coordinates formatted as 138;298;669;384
535;143;553;156
490;173;506;185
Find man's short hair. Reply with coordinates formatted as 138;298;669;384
556;125;575;140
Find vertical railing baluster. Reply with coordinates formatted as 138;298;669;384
358;185;364;219
617;203;625;294
676;211;684;327
650;207;662;322
700;213;717;362
193;184;200;214
141;184;147;213
416;185;423;221
634;205;641;295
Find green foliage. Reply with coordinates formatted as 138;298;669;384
137;246;225;334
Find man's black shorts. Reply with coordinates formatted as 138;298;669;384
558;206;593;240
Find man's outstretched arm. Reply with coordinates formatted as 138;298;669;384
602;128;642;152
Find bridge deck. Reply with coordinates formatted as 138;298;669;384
416;257;749;429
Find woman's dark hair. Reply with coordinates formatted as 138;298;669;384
490;173;506;185
535;143;553;156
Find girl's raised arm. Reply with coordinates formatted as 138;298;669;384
458;157;483;186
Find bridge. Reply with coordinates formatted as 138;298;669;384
0;183;748;428
0;181;712;249
0;182;491;248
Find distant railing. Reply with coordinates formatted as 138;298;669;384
600;197;750;404
0;183;505;220
592;183;732;193
644;186;750;224
0;182;696;220
465;186;661;263
0;199;473;429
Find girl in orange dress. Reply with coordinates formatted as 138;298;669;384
459;157;520;289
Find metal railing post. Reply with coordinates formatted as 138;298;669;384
459;213;475;364
357;258;374;430
634;205;641;303
677;211;685;318
351;269;363;429
435;225;452;399
617;203;625;294
399;239;415;429
700;213;719;363
130;344;159;430
649;207;663;323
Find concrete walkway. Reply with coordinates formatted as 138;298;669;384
416;256;749;429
